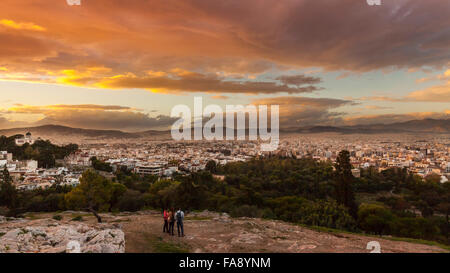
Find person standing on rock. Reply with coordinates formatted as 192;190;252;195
168;208;176;236
163;208;169;233
176;208;185;237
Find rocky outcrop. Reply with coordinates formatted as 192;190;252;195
189;210;232;223
0;219;125;253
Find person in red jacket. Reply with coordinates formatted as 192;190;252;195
163;208;169;233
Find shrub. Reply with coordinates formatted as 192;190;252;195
71;215;83;221
117;190;145;212
230;205;261;218
358;203;394;235
300;200;357;231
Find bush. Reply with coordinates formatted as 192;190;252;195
52;215;62;221
300;200;357;231
358;203;394;235
71;215;83;221
260;208;276;219
117;190;145;212
230;205;261;218
268;196;308;222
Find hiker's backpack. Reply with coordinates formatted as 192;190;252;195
176;211;182;221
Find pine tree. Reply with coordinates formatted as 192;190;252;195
0;166;18;210
334;150;358;218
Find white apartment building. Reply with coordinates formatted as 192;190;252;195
134;164;163;176
15;132;35;146
0;151;13;161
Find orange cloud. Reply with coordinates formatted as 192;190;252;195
0;0;448;91
0;19;46;31
406;84;450;102
211;95;229;100
359;72;450;103
95;72;321;94
249;96;355;127
8;104;134;113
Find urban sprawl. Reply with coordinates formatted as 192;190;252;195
2;133;449;190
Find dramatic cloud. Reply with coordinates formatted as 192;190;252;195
0;32;53;59
5;104;176;131
252;96;356;127
251;97;449;127
0;0;448;128
7;104;135;113
275;75;322;86
96;71;321;94
252;97;355;108
0;0;448;92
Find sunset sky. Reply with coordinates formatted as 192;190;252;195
0;0;449;131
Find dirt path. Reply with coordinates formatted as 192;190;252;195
116;211;448;253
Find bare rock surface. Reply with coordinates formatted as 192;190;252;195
0;218;125;253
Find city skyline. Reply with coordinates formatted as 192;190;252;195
0;0;449;131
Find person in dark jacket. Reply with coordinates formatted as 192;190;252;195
168;208;176;236
176;208;185;237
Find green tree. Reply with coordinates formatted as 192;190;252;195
64;170;121;222
109;182;127;211
0;167;18;214
148;179;180;209
205;160;217;173
117;190;145;212
358;203;394;235
334;150;358;217
90;157;113;172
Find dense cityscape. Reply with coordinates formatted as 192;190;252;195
2;132;449;191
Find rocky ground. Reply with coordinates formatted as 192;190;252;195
0;214;125;253
0;211;448;253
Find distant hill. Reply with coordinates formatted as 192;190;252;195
353;118;450;133
0;119;448;144
0;125;171;144
0;125;136;139
0;125;134;138
282;119;450;134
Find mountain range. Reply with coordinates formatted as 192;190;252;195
0;119;448;143
281;118;450;134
